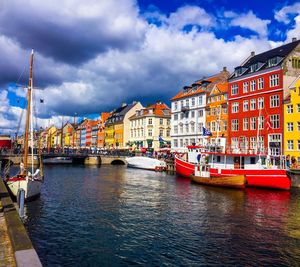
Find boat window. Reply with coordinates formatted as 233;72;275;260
217;156;221;163
250;157;256;164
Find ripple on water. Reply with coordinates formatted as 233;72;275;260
23;165;300;267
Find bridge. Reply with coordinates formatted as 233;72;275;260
0;153;128;167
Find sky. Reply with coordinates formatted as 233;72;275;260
0;0;300;134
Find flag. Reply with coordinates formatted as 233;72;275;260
159;135;164;143
266;117;273;131
202;127;212;136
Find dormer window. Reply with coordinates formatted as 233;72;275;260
234;66;248;77
149;108;154;114
268;56;283;67
191;84;198;91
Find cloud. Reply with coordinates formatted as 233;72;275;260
229;11;271;38
0;0;286;135
275;3;300;42
274;2;300;24
0;0;147;65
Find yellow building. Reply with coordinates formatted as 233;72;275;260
284;76;300;163
63;122;75;147
47;126;57;150
104;102;143;149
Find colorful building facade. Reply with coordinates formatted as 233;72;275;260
228;40;300;155
284;75;300;163
129;102;171;151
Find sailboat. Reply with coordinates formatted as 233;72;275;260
6;49;43;200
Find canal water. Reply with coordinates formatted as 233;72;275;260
23;165;300;266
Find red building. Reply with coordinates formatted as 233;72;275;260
228;39;300;155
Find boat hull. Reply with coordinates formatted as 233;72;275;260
43;157;72;164
126;157;166;171
175;156;290;190
6;177;42;200
191;174;245;189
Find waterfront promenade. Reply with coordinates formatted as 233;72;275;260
0;179;42;267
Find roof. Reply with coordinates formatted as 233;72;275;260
106;102;138;125
129;102;171;119
230;40;300;79
171;69;230;101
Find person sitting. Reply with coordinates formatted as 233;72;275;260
291;156;299;169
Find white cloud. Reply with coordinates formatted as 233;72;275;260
229;11;271;38
274;3;300;24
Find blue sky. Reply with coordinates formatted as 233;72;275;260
0;0;300;133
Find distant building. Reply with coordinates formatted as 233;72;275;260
105;102;143;148
97;112;110;148
129;101;171;151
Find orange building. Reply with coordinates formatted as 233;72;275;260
206;81;228;141
97;112;110;148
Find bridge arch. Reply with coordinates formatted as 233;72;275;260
110;159;126;165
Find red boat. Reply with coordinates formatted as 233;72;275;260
175;148;290;190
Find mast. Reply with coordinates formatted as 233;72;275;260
22;49;34;175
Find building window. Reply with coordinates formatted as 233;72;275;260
250;137;256;149
270;74;279;87
160;118;163;125
198;110;203;117
148;118;152;125
166;130;170;137
231;119;239;131
159;129;164;136
270;114;280;129
211;121;216;132
185;99;189;107
258;78;264;90
243;118;249;131
191;98;195;106
191;111;195;118
223;107;227;114
287;122;294;132
148;129;152;136
250;117;256;130
258;97;264;109
231;84;238;95
199;96;203;106
223;121;227;131
270;95;279;107
298;122;300;131
258;136;264;150
174;102;178;110
250;99;256;110
292;57;300;68
191;123;195;133
185;123;189;133
174;114;178;120
180;139;183;147
250;80;256;91
287;140;294;150
298;104;300;112
243;82;248;93
173;139;178;147
287;105;293;114
298;140;300;150
243;100;249;112
232;102;239;113
180;125;183;133
198;122;203;131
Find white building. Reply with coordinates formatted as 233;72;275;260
129;102;171;151
170;68;230;151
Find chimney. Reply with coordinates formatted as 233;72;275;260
292;37;297;42
251;51;255;57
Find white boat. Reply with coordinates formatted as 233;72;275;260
126;156;166;171
6;50;43;201
43;157;72;164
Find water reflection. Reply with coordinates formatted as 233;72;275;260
24;166;300;266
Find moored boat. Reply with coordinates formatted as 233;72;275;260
175;146;290;190
191;164;245;189
43;156;72;164
6;50;43;200
126;156;166;171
